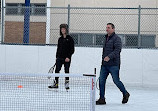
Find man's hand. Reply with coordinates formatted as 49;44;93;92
65;58;70;62
104;56;110;62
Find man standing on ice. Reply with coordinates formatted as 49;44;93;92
96;23;130;105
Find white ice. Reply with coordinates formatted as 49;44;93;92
1;79;158;111
96;85;158;111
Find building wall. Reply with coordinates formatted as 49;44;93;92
49;0;158;46
5;0;47;3
4;0;47;44
5;0;158;7
51;0;158;8
5;16;46;22
3;0;158;46
5;21;46;44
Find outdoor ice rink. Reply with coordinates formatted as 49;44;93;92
1;75;158;111
0;76;92;111
1;1;158;110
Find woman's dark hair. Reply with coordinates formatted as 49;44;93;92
60;24;69;36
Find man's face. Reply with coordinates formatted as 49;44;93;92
61;28;66;35
106;25;114;35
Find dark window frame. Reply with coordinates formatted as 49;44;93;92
5;3;46;16
70;33;156;48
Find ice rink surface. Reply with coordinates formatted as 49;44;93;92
1;77;158;111
96;86;158;111
0;77;91;111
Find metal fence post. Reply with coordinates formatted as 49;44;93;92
23;0;30;44
1;0;4;44
138;5;141;48
67;4;70;34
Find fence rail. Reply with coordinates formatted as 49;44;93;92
1;4;158;48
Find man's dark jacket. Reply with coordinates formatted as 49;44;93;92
102;32;122;67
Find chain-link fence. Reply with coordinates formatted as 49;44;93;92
1;4;158;48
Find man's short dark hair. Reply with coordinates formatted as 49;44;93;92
107;23;115;29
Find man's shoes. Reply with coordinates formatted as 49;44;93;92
96;98;106;105
122;92;130;104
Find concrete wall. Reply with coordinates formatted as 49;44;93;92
4;0;158;7
0;45;158;87
5;16;47;22
51;0;158;8
49;0;158;45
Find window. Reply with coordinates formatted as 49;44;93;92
70;33;156;48
70;33;125;47
6;3;46;16
125;34;138;47
141;35;155;47
33;4;46;15
96;34;105;46
6;3;18;15
80;33;93;45
70;33;79;45
21;4;32;15
125;34;155;47
70;33;94;46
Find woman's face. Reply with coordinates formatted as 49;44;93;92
61;28;66;35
